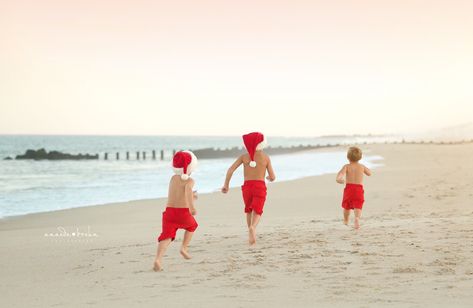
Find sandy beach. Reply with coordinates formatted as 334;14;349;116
1;143;473;307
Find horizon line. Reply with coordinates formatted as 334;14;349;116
0;132;394;138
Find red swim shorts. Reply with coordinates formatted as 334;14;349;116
157;207;198;242
242;180;267;216
342;184;365;210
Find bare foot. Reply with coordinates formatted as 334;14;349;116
153;259;163;272
354;218;360;229
180;248;192;260
248;226;256;245
343;219;349;226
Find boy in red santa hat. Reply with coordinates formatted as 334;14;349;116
221;132;276;245
153;150;199;271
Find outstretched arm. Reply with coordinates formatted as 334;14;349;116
363;165;372;176
266;156;276;182
185;179;196;215
336;165;347;184
221;156;243;193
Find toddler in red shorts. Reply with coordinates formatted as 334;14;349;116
153;151;198;271
336;146;372;229
221;132;276;245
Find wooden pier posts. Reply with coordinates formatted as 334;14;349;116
102;150;175;160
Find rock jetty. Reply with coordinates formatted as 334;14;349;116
14;149;99;160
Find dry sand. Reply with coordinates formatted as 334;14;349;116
1;143;473;307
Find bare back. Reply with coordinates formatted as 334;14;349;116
222;150;276;192
167;175;193;208
345;162;367;184
242;151;269;181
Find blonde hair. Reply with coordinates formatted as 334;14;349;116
347;147;362;162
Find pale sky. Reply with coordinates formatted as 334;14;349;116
1;0;472;136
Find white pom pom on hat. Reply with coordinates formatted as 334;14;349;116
172;151;197;180
249;161;257;168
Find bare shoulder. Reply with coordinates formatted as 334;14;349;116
168;175;180;189
240;153;249;162
186;178;195;187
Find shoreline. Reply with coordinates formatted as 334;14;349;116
0;145;383;221
0;171;342;227
0;141;459;223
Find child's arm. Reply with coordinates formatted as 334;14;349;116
336;165;347;184
186;179;197;215
221;156;243;193
363;165;372;176
266;156;276;182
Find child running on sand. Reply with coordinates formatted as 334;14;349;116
336;146;372;229
221;132;276;245
153;151;198;271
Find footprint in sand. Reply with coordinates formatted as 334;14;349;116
435;268;456;275
393;267;422;274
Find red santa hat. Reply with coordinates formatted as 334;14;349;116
172;150;197;180
242;132;267;168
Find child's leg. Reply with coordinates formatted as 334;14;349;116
153;239;171;271
248;212;261;245
246;211;253;245
354;209;362;229
180;231;194;260
246;212;252;228
343;209;350;225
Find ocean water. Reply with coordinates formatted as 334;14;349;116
0;135;389;217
